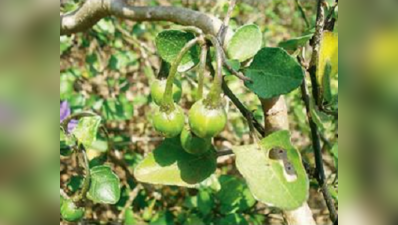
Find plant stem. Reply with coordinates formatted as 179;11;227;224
300;76;338;223
204;34;223;108
162;37;200;111
309;0;325;107
295;0;310;28
73;145;91;202
197;44;208;100
217;0;236;45
61;111;99;133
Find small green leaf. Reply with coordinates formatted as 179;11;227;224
216;214;249;225
227;24;262;62
72;116;101;148
244;48;304;98
185;214;205;225
134;138;217;187
87;166;121;204
155;30;200;72
102;95;134;121
278;34;313;51
197;190;214;216
232;130;309;210
216;175;256;214
124;208;137;225
60;128;76;156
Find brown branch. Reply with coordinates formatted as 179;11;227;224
61;0;232;39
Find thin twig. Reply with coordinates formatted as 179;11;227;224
221;51;252;81
309;0;326;107
217;0;237;45
73;145;91;202
295;0;310;28
217;149;233;157
300;76;338;223
115;24;155;54
100;126;136;185
118;184;143;220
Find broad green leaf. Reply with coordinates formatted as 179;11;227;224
155;30;200;72
278;34;313;51
134;138;217;187
232;130;309;210
317;31;338;101
216;175;256;214
226;24;262;62
72;116;101;148
244;48;305;98
87;166;121;204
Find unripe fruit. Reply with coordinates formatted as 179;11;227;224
188;100;227;138
60;197;85;222
153;105;185;138
150;79;182;105
180;127;212;155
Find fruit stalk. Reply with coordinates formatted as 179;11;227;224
204;35;223;108
162;37;200;111
73;145;91;202
197;44;208;100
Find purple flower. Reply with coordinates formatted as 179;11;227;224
60;101;78;133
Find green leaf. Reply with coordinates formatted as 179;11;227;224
155;30;200;72
124;208;137;225
216;175;256;214
72;116;101;148
232;130;309;210
197;190;214;216
278;34;313;51
60;128;76;156
87;166;121;204
102;95;134;121
216;214;248;225
226;24;262;62
184;214;205;225
134;138;217;187
244;48;305;98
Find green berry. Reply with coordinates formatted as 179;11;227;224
153;104;185;138
180;127;212;155
188;100;227;138
150;79;182;105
